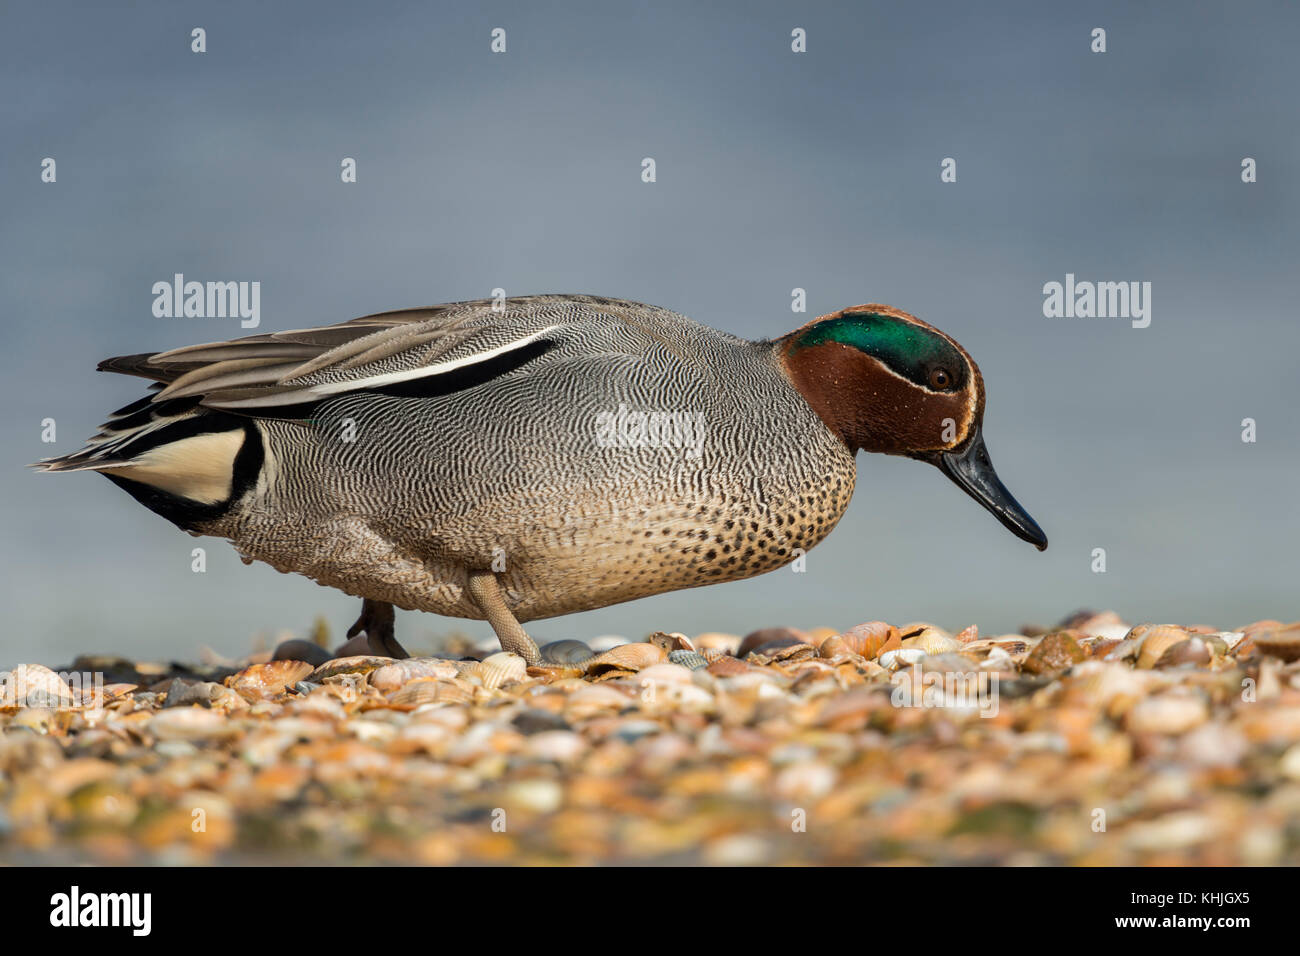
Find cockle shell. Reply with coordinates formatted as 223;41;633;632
1135;625;1190;670
899;629;961;656
387;678;473;709
837;622;898;659
583;642;665;678
667;650;709;670
228;660;314;701
369;658;461;692
466;652;528;689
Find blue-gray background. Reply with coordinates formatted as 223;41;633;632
3;1;1296;665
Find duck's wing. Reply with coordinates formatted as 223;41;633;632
113;295;640;411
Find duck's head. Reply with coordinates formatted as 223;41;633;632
779;304;1047;550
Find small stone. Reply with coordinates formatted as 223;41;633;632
1021;631;1086;676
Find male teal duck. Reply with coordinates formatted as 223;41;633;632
36;294;1046;664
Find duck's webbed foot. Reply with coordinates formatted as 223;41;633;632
345;598;408;659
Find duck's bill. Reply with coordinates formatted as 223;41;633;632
937;428;1048;551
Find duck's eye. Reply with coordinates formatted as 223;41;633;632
928;367;952;389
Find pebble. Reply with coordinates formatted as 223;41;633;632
2;609;1296;866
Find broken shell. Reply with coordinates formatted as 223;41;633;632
1136;625;1190;670
468;652;528;689
647;631;694;653
1154;638;1212;669
583;642;665;677
369;658;461;692
228;660;314;701
955;624;979;643
837;621;897;658
307;656;395;681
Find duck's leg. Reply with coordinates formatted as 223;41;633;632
467;570;541;665
346;598;409;659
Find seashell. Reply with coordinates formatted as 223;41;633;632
647;631;694;653
387;678;473;709
587;634;630;653
747;641;818;664
1021;631;1086;676
898;622;952;641
1154;637;1212;669
818;635;850;659
2;663;77;708
1135;625;1190;670
537;640;595;667
667;649;709;670
1252;623;1300;663
467;652;528;689
270;639;333;667
693;632;742;655
636;662;695;685
955;624;979;644
228;660;314;701
583;642;665;677
564;683;635;720
736;627;809;658
838;622;898;659
148;706;239;742
1125;692;1208;735
899;629;961;656
308;656;395;681
369;658;460;692
706;655;753;677
878;648;926;670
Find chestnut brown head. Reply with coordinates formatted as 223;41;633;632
780;304;1047;550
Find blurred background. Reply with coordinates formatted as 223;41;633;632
2;0;1296;665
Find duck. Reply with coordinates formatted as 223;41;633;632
35;294;1047;664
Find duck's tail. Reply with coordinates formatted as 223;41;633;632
32;354;264;530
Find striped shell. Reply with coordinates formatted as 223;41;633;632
369;658;461;692
899;628;961;656
387;678;473;709
1135;625;1190;670
667;650;709;670
228;660;314;701
467;652;528;689
583;642;665;678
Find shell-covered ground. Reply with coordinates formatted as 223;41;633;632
2;612;1299;865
